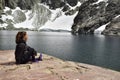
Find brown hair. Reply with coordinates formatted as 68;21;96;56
16;31;27;44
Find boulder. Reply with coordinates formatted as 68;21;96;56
13;10;26;23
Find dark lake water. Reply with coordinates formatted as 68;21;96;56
0;31;120;71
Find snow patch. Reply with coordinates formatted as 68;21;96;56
4;7;11;12
94;23;109;34
0;23;8;28
114;15;120;19
93;0;108;5
50;9;62;21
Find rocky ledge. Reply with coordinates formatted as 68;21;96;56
0;50;120;80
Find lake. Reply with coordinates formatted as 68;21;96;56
0;30;120;71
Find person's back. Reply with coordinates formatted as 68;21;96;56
15;42;26;64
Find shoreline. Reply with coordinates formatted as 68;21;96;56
0;50;120;80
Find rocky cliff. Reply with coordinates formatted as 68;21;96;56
1;0;82;12
72;0;120;35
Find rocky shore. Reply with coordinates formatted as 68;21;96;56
0;50;120;80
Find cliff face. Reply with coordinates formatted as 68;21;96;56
3;0;81;10
4;0;35;9
41;0;78;9
72;0;120;35
102;16;120;35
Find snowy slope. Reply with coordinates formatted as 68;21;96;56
0;2;81;31
39;9;78;31
39;2;81;31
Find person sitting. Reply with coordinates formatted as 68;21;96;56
15;31;42;64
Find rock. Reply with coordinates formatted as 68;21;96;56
72;0;120;35
17;0;36;10
66;0;78;7
62;5;70;12
0;50;120;80
13;10;26;23
31;4;52;29
4;0;35;10
4;0;18;9
41;0;79;9
0;0;4;16
41;0;65;9
65;6;79;16
102;16;120;35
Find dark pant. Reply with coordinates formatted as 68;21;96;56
20;48;37;64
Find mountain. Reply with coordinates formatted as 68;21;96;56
72;0;120;35
0;0;82;30
0;0;120;35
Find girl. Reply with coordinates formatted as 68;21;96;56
15;31;42;64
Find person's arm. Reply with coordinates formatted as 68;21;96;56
26;45;37;56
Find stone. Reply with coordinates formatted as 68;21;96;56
13;10;26;23
62;5;70;12
0;50;120;80
66;0;78;7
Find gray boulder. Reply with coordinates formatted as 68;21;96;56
13;10;26;23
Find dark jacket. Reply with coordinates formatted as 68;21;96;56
15;40;37;64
